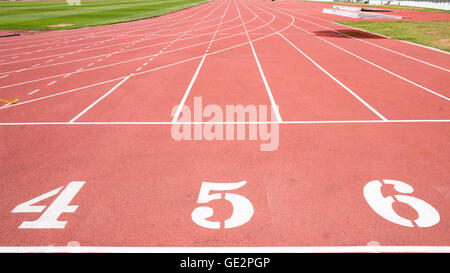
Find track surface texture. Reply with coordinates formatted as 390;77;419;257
0;0;449;253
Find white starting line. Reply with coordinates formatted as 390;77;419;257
0;120;449;126
0;246;448;253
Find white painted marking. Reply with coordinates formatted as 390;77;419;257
172;55;207;123
47;80;57;86
0;246;448;253
172;0;231;123
364;180;440;228
0;12;263;79
280;34;389;120
28;89;40;95
236;0;282;122
192;181;254;229
255;3;450;101
11;181;85;229
12;187;63;214
69;74;132;123
244;0;388;120
0;21;354;105
298;19;450;72
1;120;449;126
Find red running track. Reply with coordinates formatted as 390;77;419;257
0;0;449;252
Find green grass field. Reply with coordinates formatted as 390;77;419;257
0;0;210;30
337;21;450;52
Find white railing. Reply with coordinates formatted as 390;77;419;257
329;0;450;10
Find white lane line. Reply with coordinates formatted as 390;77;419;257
0;120;450;126
0;0;216;52
1;78;122;110
28;89;40;95
172;55;207;123
0;246;449;253
0;74;9;79
280;34;388;121
47;80;57;86
235;0;282;122
69;74;133;123
0;11;255;79
136;67;142;72
63;73;72;78
252;1;450;101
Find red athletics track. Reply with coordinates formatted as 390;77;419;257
0;0;449;253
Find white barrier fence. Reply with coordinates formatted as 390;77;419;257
317;0;450;10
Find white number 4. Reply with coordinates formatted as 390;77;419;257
191;181;254;229
11;181;85;229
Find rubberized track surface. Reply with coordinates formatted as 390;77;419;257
0;0;449;252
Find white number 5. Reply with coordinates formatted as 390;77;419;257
191;181;254;229
364;179;440;228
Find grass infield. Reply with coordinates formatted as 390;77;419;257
337;21;450;52
0;0;210;30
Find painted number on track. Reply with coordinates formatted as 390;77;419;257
11;181;85;229
191;181;254;229
364;179;440;228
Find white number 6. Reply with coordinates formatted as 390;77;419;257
191;181;254;229
363;179;440;227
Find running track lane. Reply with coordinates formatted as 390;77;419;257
0;0;449;251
